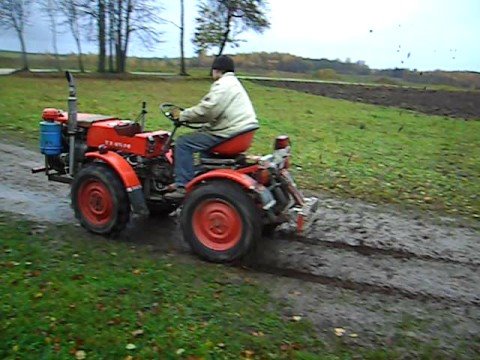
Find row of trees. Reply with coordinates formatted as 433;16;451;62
0;0;270;74
193;52;372;76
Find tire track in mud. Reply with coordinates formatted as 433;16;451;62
278;233;479;266
242;238;480;306
1;140;479;308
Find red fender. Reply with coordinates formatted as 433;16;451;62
186;169;257;192
85;151;141;191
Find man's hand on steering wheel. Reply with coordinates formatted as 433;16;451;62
160;103;202;129
170;107;182;121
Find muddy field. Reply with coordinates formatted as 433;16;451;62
1;139;479;357
254;80;480;120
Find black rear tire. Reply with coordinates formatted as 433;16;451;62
181;181;260;263
71;162;130;234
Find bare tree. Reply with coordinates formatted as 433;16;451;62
97;0;106;72
81;0;162;73
112;0;163;73
180;0;186;75
79;0;106;72
40;0;61;71
193;0;270;56
59;0;85;72
0;0;32;70
163;0;188;76
107;0;114;71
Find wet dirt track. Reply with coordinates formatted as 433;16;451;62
253;80;480;120
1;139;479;356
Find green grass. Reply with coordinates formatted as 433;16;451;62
0;215;466;359
0;74;479;219
0;215;326;359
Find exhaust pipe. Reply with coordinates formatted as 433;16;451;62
66;71;77;176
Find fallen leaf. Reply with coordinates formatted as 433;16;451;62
291;315;302;322
131;329;144;337
132;269;141;275
124;356;133;360
242;349;255;359
176;348;185;355
349;333;358;338
334;328;346;337
34;292;44;299
217;343;226;348
125;343;136;350
280;343;301;351
75;350;86;360
251;331;264;337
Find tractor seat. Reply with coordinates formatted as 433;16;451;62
200;126;258;169
208;126;259;157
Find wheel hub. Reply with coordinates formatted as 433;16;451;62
192;199;242;251
78;180;114;226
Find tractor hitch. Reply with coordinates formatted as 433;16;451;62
294;196;319;235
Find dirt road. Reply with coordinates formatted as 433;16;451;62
1;139;479;357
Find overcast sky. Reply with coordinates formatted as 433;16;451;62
0;0;479;71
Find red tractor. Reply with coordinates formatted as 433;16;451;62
33;72;317;262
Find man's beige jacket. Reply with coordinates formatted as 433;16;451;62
179;72;259;138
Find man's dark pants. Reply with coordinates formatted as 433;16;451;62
174;132;223;187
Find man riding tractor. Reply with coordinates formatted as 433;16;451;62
166;55;259;200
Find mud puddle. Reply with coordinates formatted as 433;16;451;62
1;139;479;356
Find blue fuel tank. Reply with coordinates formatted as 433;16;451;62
40;121;62;155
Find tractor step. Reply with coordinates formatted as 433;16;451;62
31;166;46;174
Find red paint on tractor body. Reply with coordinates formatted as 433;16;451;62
186;169;257;192
85;151;141;190
42;108;171;158
87;120;170;158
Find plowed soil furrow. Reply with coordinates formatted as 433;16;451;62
282;234;479;266
245;239;480;306
297;196;480;265
253;80;480;120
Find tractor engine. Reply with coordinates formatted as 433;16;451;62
126;155;174;195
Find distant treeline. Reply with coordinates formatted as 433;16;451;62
1;50;479;89
198;52;480;89
194;52;371;75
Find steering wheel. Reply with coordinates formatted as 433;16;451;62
159;103;204;129
160;103;183;121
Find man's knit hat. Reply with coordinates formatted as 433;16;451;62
211;55;235;72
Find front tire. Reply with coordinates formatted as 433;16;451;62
181;181;260;262
71;162;130;234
